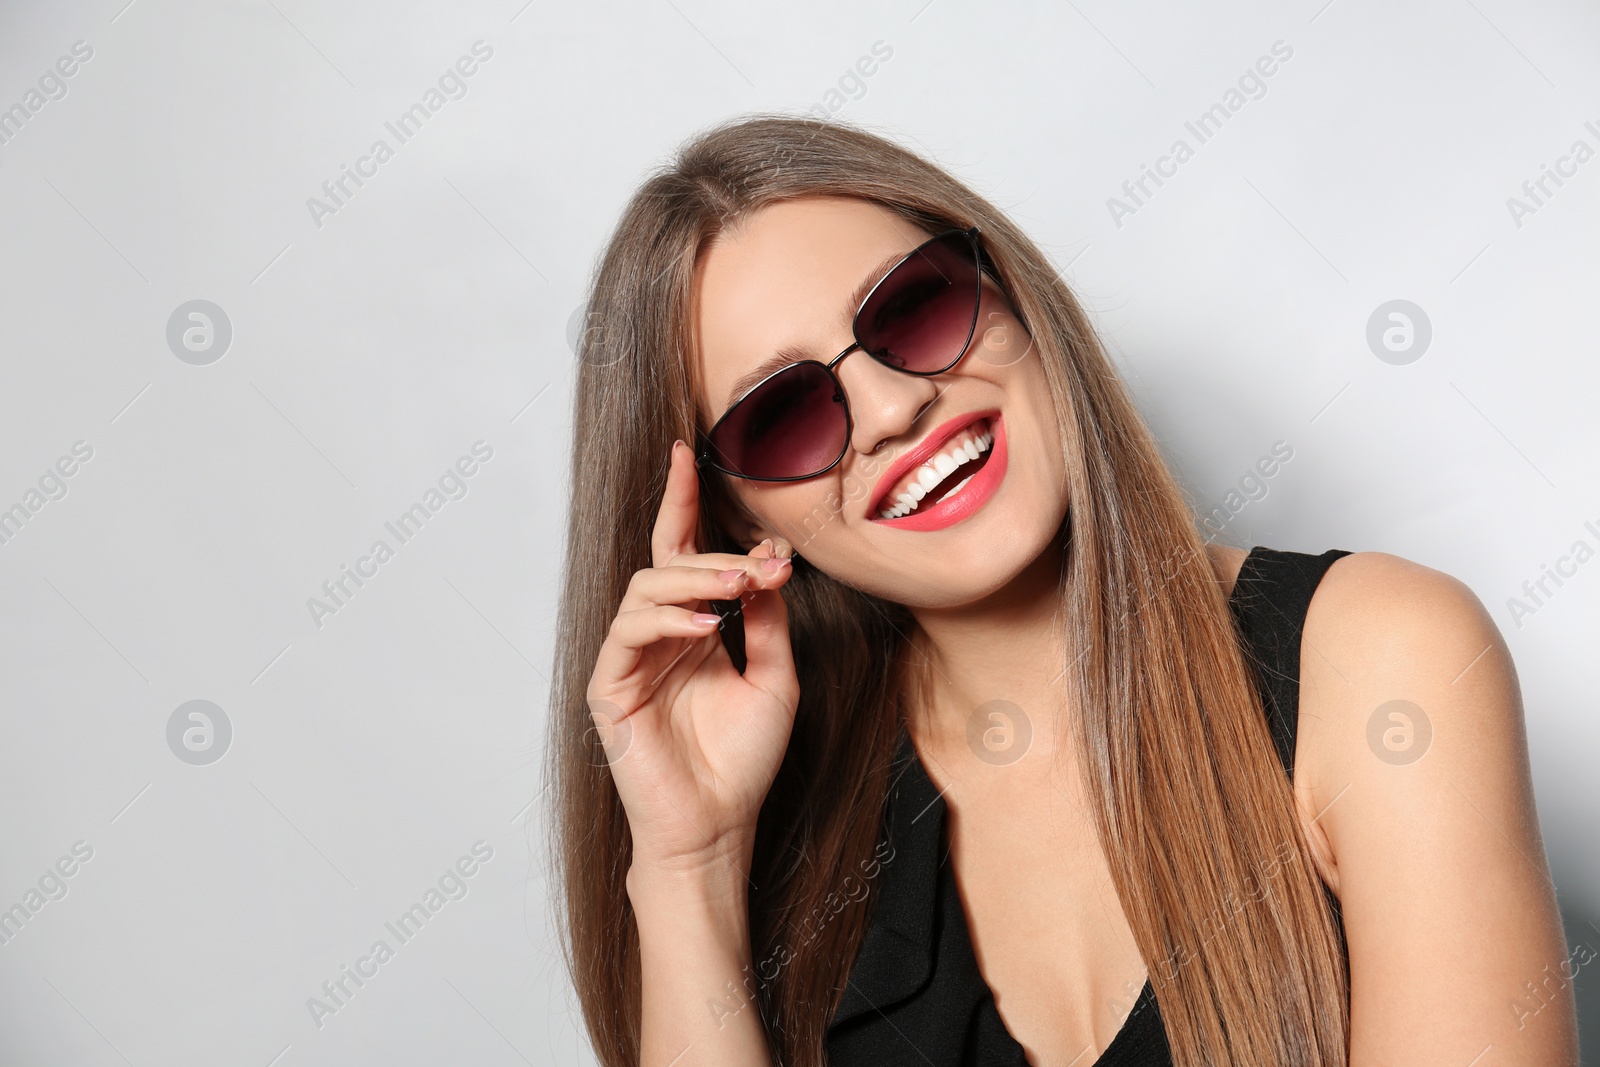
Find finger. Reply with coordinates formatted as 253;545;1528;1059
739;564;797;698
608;603;724;650
650;440;701;569
742;549;792;593
590;603;722;692
634;543;795;588
668;549;789;573
619;564;749;613
741;537;793;592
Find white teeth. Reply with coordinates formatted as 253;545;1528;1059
877;422;996;519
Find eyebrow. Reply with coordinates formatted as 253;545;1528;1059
720;248;908;412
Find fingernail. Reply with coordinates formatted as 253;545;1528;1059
763;555;791;573
758;537;773;556
717;568;744;582
691;612;720;626
672;439;685;453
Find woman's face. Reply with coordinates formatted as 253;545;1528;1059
690;195;1070;609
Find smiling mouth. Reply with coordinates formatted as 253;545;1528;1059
874;416;995;520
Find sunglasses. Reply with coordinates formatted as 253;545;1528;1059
695;226;989;482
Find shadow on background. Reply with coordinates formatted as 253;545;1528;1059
1561;899;1598;1066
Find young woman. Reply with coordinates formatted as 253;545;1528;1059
548;116;1576;1067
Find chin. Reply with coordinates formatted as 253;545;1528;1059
870;519;1067;609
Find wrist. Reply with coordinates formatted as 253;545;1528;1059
628;861;753;961
628;828;755;896
628;850;751;910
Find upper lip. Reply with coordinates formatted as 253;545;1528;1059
868;409;998;516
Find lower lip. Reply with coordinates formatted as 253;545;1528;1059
870;414;1008;532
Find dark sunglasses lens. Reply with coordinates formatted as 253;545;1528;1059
857;231;981;373
709;362;847;480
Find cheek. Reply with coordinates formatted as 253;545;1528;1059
838;468;876;506
974;298;1034;369
996;353;1068;500
749;479;851;549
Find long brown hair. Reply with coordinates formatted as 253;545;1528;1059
546;113;1349;1067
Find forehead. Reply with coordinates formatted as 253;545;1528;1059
689;196;927;421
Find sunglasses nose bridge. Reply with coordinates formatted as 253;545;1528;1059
831;346;941;457
823;340;866;406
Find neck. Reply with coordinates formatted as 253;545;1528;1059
903;534;1073;766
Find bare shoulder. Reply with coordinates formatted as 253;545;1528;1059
1292;551;1575;1063
1301;550;1497;661
1293;550;1515;842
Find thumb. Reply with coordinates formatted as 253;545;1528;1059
740;564;796;702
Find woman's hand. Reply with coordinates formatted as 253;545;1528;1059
586;439;800;882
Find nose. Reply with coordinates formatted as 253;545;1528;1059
833;347;941;460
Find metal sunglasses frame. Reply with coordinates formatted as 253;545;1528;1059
695;226;988;483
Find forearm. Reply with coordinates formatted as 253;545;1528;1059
628;858;774;1067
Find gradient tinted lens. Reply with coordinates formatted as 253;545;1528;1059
707;361;847;481
856;230;981;372
709;230;981;480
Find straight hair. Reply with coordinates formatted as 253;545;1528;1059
546;113;1349;1066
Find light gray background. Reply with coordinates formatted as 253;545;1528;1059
1;1;1596;1064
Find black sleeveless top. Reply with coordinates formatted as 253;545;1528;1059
825;546;1351;1065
